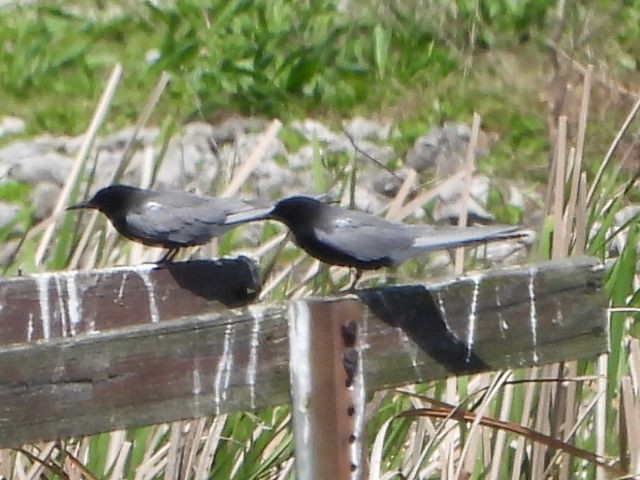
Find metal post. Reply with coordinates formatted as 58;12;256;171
288;297;367;480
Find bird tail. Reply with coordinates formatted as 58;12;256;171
397;225;527;264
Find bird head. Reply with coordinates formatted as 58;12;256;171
270;196;325;227
67;185;144;217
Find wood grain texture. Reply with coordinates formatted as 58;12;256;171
0;257;607;447
0;256;261;346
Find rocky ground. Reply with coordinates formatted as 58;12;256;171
0;114;550;267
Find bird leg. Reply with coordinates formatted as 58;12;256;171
347;268;363;291
158;248;179;263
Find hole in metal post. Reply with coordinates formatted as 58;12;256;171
342;348;358;387
341;321;357;347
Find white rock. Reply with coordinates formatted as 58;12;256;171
344;116;393;141
0;116;26;138
30;181;61;220
0;201;18;228
6;151;73;185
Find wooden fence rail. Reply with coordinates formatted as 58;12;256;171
0;256;607;450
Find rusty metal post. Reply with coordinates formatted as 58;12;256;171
288;296;367;480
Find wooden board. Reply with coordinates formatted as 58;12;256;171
0;257;608;447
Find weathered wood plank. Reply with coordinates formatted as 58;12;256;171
0;257;260;346
0;257;607;447
357;256;607;388
0;305;290;447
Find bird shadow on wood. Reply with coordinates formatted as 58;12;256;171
357;286;489;375
163;256;261;308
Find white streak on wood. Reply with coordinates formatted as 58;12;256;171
36;275;51;341
137;270;160;323
27;313;33;342
117;272;128;302
65;274;81;335
398;329;420;377
529;268;539;362
192;368;202;395
466;275;481;362
436;291;451;329
495;284;508;336
247;306;262;410
222;325;234;404
54;276;67;337
213;324;234;415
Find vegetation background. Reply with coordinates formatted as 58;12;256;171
1;0;640;478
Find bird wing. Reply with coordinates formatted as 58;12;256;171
313;213;415;264
125;196;248;247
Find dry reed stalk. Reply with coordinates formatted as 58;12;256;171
135;423;169;480
181;418;207;479
130;145;158;264
111;72;170;183
575;172;587;255
137;442;169;480
222;119;282;197
24;442;57;480
0;448;11;478
455;113;481;275
394;170;467;221
573;65;593;176
369;418;393;480
35;64;123;267
456;372;506;478
563;146;579;254
595;353;608;480
108;440;131;480
587;96;640;206
624;340;640;474
510;367;539;480
104;430;126;475
194;415;227;480
386;168;417;220
443;376;459;479
163;421;185;480
259;410;290;459
532;364;559;478
487;380;515;480
68;210;101;269
552;116;567;260
545;142;558;214
558;361;578;480
258;257;298;300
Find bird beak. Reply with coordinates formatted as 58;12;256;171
66;200;94;211
224;205;275;225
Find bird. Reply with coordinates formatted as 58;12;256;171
262;195;523;287
67;184;270;262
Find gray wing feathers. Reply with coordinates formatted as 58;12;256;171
126;197;252;246
315;223;415;263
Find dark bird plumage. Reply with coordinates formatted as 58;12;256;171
267;195;522;272
67;184;268;262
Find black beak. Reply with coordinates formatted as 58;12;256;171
66;200;94;211
224;205;275;225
